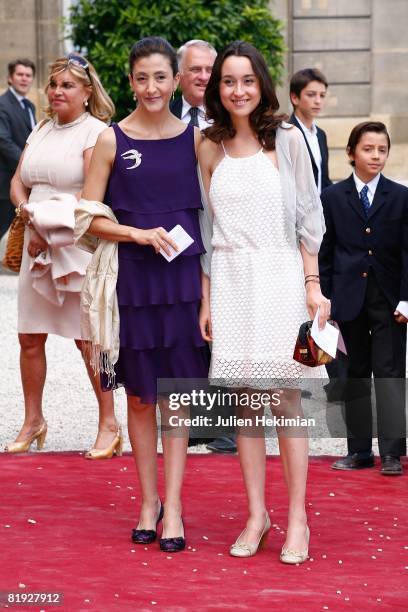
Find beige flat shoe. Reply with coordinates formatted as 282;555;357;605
230;513;271;558
280;525;310;564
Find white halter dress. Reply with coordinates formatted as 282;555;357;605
209;143;314;387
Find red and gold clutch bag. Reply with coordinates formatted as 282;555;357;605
293;321;334;367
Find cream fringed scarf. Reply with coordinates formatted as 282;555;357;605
74;198;119;380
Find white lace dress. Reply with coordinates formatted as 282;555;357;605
209;144;318;387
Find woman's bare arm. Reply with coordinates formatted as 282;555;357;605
300;243;330;329
81;127;177;254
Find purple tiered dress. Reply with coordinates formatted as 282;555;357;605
104;123;209;402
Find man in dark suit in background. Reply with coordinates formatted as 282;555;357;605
319;121;407;475
289;68;331;194
171;39;216;130
0;58;36;238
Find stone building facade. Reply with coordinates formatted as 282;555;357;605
0;0;63;111
0;0;407;180
272;0;408;180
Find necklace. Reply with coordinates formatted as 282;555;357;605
53;112;89;130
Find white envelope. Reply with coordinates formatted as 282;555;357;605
311;307;340;359
159;225;194;262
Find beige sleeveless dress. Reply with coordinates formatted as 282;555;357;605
18;113;106;338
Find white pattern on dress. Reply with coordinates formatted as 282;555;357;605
209;147;319;386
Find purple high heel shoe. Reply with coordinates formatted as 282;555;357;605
131;501;164;544
159;517;185;553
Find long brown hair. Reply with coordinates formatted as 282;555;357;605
204;41;287;150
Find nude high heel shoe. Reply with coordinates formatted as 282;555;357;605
5;421;48;453
230;513;271;557
85;426;123;460
280;525;310;564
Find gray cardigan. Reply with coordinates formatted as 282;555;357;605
199;121;325;276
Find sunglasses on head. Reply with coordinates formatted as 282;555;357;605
66;53;91;79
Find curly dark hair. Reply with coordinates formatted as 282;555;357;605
204;41;287;150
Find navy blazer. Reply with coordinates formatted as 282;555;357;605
0;89;36;199
289;113;331;191
319;174;408;322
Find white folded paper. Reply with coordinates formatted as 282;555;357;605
159;225;194;262
310;307;340;359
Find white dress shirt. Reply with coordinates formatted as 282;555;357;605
353;171;381;206
353;170;408;317
9;86;36;130
180;96;212;131
296;115;322;194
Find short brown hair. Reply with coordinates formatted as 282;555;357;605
8;58;36;77
290;68;328;98
347;121;391;166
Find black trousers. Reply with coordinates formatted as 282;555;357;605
0;198;15;240
339;272;407;458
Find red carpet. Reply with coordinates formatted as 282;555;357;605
1;454;407;611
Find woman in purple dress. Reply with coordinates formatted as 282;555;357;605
82;37;209;552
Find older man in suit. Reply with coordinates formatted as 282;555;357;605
319;121;407;475
0;58;36;238
171;40;216;130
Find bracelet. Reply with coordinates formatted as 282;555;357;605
305;274;320;280
305;278;320;286
16;201;27;217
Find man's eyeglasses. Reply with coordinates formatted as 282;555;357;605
66;53;91;80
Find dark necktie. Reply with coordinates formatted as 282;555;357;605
188;106;199;128
360;184;370;216
22;98;32;129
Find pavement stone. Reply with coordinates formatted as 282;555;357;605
2;174;407;458
0;272;367;457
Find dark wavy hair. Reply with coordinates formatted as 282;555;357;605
204;41;287;150
129;36;178;76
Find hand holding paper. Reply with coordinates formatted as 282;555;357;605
310;307;346;359
159;225;194;262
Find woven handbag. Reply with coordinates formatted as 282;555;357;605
2;214;25;272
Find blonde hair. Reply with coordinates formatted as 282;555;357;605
44;54;115;123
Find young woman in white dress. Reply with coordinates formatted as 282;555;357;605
6;55;120;459
198;42;330;563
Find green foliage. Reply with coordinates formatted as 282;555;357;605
69;0;286;120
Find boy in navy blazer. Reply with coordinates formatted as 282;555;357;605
319;122;407;475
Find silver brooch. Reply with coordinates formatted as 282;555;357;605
121;148;142;169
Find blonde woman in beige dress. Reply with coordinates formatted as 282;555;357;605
6;54;120;458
